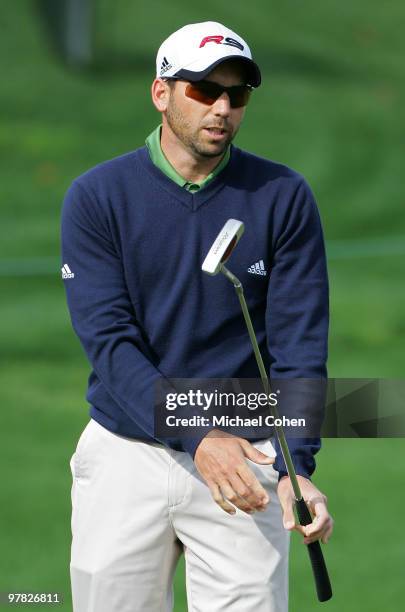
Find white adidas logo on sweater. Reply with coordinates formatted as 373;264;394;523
61;263;74;279
247;260;267;276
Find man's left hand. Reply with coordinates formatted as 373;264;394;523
277;475;333;545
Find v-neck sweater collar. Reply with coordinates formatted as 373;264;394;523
136;143;240;212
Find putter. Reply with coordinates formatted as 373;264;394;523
202;219;332;602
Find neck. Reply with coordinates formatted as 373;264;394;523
160;123;225;183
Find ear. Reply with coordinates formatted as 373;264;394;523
151;78;171;112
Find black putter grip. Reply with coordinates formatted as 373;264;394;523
295;498;332;602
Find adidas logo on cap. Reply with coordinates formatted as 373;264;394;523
160;56;173;75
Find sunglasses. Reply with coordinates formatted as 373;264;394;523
165;78;253;109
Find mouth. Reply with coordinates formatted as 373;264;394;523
203;127;228;140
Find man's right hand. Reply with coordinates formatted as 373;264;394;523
194;429;274;515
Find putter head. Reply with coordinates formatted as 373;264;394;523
202;219;244;275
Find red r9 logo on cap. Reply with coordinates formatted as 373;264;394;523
199;35;224;48
199;36;244;51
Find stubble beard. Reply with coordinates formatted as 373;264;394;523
165;96;235;159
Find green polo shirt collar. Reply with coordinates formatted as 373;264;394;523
145;124;230;192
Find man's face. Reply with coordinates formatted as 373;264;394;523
163;61;249;159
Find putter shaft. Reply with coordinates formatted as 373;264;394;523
221;264;302;500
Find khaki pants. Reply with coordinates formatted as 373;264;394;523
70;419;290;611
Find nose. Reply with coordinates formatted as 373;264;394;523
212;92;231;116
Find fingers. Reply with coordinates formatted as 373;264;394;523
219;479;254;514
288;502;333;543
279;505;307;537
208;482;237;515
241;440;275;465
214;472;268;515
227;472;268;513
194;435;273;515
236;462;270;509
277;477;334;543
301;501;334;545
302;515;334;545
279;496;295;530
208;479;264;516
277;478;306;536
208;469;270;515
321;521;334;544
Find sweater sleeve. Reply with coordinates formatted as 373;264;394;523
266;178;329;481
60;179;208;457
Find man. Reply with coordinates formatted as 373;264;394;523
62;21;333;612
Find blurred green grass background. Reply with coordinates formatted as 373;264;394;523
0;1;404;610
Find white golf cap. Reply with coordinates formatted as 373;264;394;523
156;21;261;87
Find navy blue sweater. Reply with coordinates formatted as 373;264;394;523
61;144;329;480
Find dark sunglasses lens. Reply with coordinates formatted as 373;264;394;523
185;82;251;108
185;82;220;105
229;87;251;108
